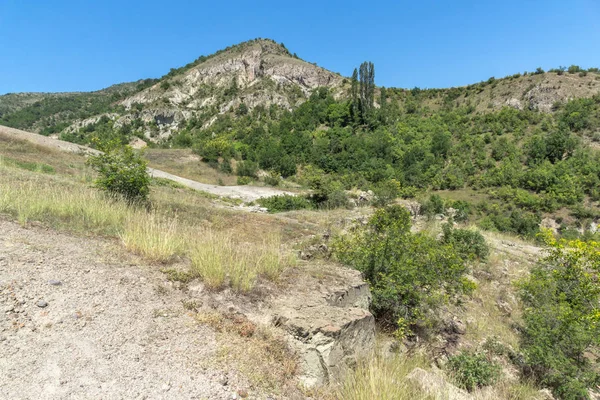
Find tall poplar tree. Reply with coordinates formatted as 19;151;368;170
359;61;375;119
351;68;359;121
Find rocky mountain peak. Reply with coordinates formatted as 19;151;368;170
115;38;344;139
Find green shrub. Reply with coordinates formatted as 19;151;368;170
219;159;233;174
449;200;471;222
334;206;474;335
420;194;445;218
442;223;489;261
372;179;401;207
263;171;281;186
305;172;350;209
236;160;259;178
447;351;502;392
518;234;600;399
87;140;150;203
258;194;312;212
236;176;252;185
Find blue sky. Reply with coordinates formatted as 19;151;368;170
1;0;599;94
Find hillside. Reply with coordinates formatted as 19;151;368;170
4;38;600;399
0;80;156;135
2;39;600;240
0;39;344;140
4;40;600;145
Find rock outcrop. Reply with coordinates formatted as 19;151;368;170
270;267;375;387
116;39;344;140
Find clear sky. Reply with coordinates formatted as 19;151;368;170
1;0;599;94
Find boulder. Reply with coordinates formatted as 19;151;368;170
270;267;375;387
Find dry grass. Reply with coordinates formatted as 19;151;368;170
0;137;87;175
474;380;542;400
190;231;294;291
0;162;294;291
145;148;238;186
332;353;430;400
196;311;299;392
0;168;127;234
120;213;183;263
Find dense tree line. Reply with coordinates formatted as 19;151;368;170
169;77;600;237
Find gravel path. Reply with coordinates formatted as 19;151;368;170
148;168;291;202
0;125;292;202
0;220;247;399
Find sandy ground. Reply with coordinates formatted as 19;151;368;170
0;125;292;202
0;219;251;399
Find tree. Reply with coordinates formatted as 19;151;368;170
351;68;359;121
359;61;375;120
519;232;600;399
87;139;150;203
379;87;387;124
334;206;475;335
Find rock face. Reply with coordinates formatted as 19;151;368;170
525;84;563;112
115;39;344;140
270;267;375;387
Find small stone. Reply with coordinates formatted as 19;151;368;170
218;376;229;386
237;389;248;398
5;305;14;313
36;300;48;308
48;280;62;286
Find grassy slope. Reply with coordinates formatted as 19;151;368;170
388;70;600;113
144;148;238;186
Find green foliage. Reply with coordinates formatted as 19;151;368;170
359;61;375;121
334;206;474;334
235;160;259;178
257;194;313;213
372;179;402;207
447;351;502;392
87;140;150;203
448;200;471;222
263;171;280;186
441;223;489;261
169;85;600;232
236;176;252;185
519;234;600;399
477;206;541;238
0;91;127;133
0;156;55;174
420;194;445;218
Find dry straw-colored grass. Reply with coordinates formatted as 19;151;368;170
333;353;430;400
0;163;293;291
190;231;294;291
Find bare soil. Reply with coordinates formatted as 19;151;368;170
0;219;252;399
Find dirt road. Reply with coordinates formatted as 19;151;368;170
0;125;292;202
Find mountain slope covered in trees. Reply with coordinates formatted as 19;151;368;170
2;39;600;239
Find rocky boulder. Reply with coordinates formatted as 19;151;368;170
270;267;375;387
